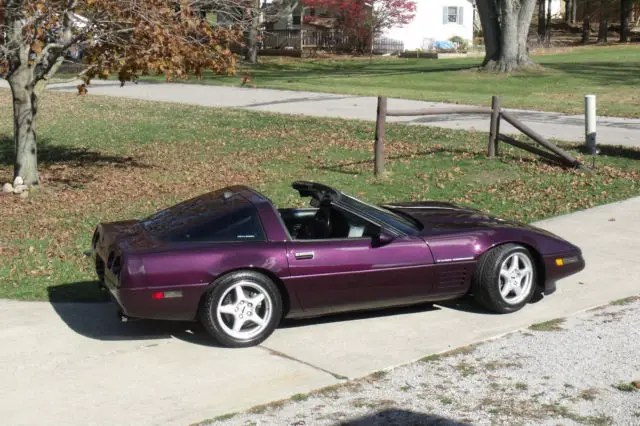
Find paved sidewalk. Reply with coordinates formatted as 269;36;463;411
32;80;640;148
2;79;639;147
1;196;639;425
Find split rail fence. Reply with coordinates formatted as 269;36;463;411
374;96;584;175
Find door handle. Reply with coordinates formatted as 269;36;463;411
294;251;314;260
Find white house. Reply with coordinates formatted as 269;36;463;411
259;0;476;52
383;0;475;51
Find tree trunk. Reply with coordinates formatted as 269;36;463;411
564;0;572;22
247;0;260;64
598;0;609;42
490;0;519;71
582;0;591;43
517;0;537;65
481;0;536;72
545;0;552;44
8;69;40;185
571;0;577;24
477;0;502;65
620;0;632;42
538;0;546;39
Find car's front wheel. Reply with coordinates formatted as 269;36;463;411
199;271;282;348
472;244;537;314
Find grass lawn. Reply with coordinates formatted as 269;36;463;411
1;89;639;302
141;45;640;118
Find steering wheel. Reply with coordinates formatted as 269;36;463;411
300;205;331;239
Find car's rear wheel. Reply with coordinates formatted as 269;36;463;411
199;271;282;348
472;244;537;314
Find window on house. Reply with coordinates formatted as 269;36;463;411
447;7;458;23
293;15;301;26
443;6;464;25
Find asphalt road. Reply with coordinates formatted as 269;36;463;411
1;197;639;425
39;80;640;149
1;79;639;147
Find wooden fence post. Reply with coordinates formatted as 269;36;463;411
299;6;305;56
374;96;387;175
488;95;501;157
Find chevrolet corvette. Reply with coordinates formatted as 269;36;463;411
87;181;585;347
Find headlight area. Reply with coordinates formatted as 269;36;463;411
545;252;585;284
554;255;581;267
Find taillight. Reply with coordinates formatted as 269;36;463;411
152;291;182;300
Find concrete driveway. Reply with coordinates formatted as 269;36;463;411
1;196;639;425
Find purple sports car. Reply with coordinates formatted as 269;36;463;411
88;181;584;347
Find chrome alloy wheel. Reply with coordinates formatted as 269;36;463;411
498;253;534;305
216;280;273;340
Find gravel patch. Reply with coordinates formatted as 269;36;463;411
202;297;640;426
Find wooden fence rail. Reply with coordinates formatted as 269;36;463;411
373;95;584;175
500;110;582;168
385;107;493;117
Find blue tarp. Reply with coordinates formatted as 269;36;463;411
434;40;455;50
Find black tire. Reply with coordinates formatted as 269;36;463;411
199;271;283;348
472;244;537;314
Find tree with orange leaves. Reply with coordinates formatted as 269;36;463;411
0;0;245;186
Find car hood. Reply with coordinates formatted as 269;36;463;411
382;201;569;242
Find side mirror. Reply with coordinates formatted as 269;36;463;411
373;227;394;247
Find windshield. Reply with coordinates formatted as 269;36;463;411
340;194;422;234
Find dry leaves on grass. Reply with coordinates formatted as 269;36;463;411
0;139;273;290
452;161;640;222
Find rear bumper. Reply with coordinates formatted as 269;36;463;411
87;248;205;321
106;285;204;322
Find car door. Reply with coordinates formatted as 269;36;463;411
285;234;436;316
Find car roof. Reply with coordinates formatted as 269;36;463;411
222;185;272;206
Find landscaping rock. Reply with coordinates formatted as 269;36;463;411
13;176;23;186
2;183;13;193
19;190;29;199
13;184;28;194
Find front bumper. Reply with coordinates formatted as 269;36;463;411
542;251;586;294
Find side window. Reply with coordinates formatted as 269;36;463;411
342;210;379;238
330;207;379;239
170;203;266;243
